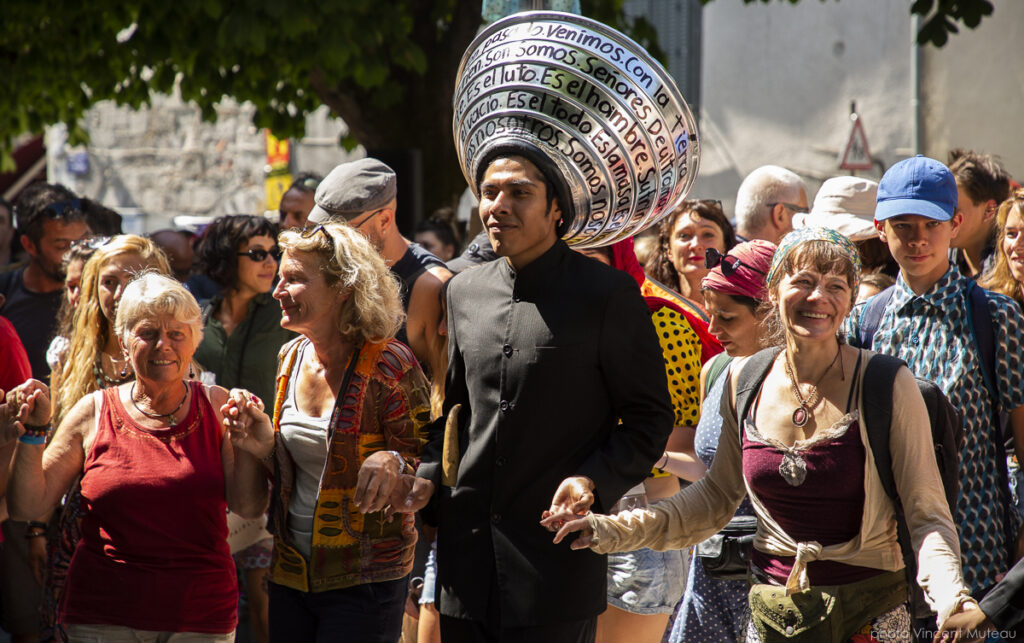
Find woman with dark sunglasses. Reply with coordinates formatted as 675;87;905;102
645;199;737;316
194;215;292;406
194;215;294;643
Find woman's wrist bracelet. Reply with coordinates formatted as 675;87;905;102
656;452;669;470
27;520;47;531
18;434;47;445
22;423;51;438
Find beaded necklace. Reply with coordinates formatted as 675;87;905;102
93;355;131;390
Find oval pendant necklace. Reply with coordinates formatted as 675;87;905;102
783;347;841;428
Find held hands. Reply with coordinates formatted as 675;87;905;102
539;475;596;549
936;603;992;642
1;380;52;446
354;451;407;514
220;389;274;460
382;475;435;520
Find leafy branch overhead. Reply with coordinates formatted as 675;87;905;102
701;0;994;47
0;0;996;207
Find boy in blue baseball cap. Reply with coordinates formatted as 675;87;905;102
845;155;1024;608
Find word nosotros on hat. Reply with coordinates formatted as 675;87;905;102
307;158;397;225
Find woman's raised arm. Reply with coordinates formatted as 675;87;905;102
9;384;92;521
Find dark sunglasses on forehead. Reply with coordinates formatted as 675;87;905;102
43;198;84;218
705;247;767;276
71;235;112;251
300;224;336;250
238;247;281;262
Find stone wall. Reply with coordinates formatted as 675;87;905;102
47;91;355;233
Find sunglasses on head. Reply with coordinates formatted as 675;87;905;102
705;247;766;276
43;199;84;218
71;235;112;251
300;224;336;250
238;247;281;262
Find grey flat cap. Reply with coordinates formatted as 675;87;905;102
307;158;397;224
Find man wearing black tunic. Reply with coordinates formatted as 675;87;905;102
405;150;674;643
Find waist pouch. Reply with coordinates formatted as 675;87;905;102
695;515;757;581
748;568;907;642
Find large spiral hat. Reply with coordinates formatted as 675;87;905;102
453;11;700;248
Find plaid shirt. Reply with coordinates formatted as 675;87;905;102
843;264;1024;592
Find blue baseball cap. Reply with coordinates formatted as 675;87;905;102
875;155;958;222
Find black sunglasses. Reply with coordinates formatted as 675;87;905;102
704;247;766;276
238;247;281;262
43;198;84;218
300;224;336;250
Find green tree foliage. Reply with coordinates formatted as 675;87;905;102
0;0;995;211
711;0;994;47
1;0;482;209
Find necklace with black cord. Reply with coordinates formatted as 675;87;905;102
130;380;190;426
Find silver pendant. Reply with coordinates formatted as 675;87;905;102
792;405;809;427
779;451;807;486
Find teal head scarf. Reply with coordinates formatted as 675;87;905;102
765;226;862;293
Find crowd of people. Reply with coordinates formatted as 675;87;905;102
0;143;1023;643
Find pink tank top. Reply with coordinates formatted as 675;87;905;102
60;382;237;633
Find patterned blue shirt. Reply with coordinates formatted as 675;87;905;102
843;264;1024;593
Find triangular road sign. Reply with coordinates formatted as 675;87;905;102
840;117;873;171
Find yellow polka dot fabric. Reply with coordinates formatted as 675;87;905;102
651;306;702;428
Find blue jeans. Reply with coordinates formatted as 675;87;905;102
606;547;687;615
268;576;408;643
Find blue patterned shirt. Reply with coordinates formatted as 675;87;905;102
843;264;1024;593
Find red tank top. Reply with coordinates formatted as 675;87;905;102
60;382;237;633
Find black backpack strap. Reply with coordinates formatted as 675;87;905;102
965;281;1017;560
862;353;906;501
734;346;783;438
966;281;998;409
856;286;897;349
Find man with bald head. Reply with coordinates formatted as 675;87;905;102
734;165;809;244
308;158;450;368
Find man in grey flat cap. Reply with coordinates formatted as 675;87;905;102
309;157;450;368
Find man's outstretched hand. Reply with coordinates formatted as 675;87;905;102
539;475;594;532
381;474;436;521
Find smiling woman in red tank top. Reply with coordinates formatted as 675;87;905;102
6;272;274;642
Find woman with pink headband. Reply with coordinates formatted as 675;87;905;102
665;239;776;643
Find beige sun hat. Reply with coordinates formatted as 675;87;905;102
793;176;879;242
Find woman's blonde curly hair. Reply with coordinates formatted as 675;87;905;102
54;235;172;428
980;190;1024;310
279;222;404;344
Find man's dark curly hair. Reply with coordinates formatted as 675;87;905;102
196;215;279;290
12;182;85;245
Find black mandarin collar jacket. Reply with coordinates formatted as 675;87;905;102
418;239;674;627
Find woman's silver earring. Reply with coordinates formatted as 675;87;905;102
120;363;130;378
